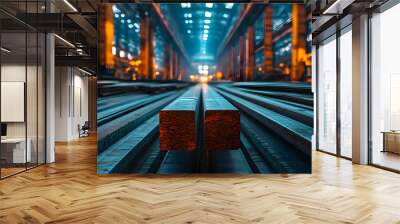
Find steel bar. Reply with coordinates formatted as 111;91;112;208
159;85;202;151
203;85;240;151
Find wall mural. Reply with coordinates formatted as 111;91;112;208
97;3;312;174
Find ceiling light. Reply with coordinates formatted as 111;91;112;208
204;25;209;29
115;14;119;18
205;11;212;18
322;0;351;15
225;3;234;9
223;14;229;18
204;20;211;24
128;24;134;29
63;0;78;12
127;19;131;23
121;14;125;18
187;30;191;34
119;50;125;58
205;3;213;8
181;3;191;8
204;30;209;34
54;34;75;48
78;67;93;76
112;5;119;13
112;46;116;55
134;23;139;29
128;53;133;60
1;47;11;53
78;68;92;76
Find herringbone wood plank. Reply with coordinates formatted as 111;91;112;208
1;135;400;224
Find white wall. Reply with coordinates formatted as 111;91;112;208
1;65;43;138
1;63;46;164
54;67;89;141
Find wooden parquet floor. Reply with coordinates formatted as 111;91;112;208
1;135;400;224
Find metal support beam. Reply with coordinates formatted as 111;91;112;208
99;4;115;69
239;36;245;81
169;46;174;80
291;4;307;81
163;42;170;80
139;15;154;80
264;5;274;79
246;25;255;81
231;47;237;81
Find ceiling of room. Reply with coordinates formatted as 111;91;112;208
159;3;243;63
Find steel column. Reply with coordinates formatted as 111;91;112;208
246;25;255;81
291;4;307;81
264;5;273;79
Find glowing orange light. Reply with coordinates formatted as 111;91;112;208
200;76;208;83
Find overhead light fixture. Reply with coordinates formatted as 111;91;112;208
63;0;78;12
128;53;133;60
225;3;234;9
205;3;213;8
127;19;131;23
204;20;211;24
187;30;191;34
112;46;117;55
181;3;191;8
322;0;353;15
54;34;75;48
112;5;119;13
78;67;93;76
119;50;126;58
223;14;229;18
204;25;209;29
205;11;212;18
121;13;125;18
204;30;209;34
1;47;11;53
128;24;134;29
203;34;208;38
134;23;139;29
